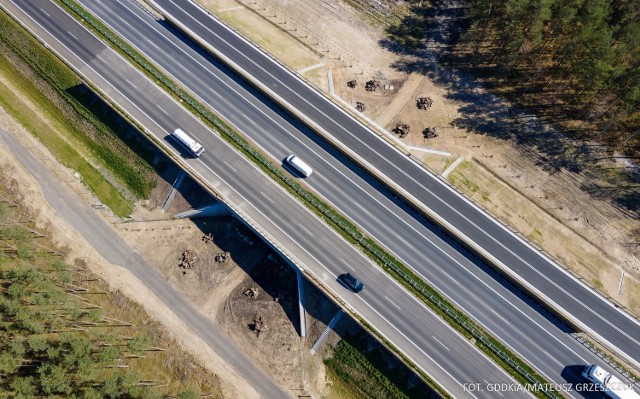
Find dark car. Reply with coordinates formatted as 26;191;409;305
338;273;364;293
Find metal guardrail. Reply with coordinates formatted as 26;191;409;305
60;1;561;396
179;0;640;367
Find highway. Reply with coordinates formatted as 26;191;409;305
0;0;529;397
62;0;640;396
144;0;640;367
0;125;272;399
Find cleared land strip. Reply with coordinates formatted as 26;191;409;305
146;0;640;371
57;0;566;395
20;0;564;396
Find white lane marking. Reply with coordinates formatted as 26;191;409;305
490;309;510;325
222;160;237;172
260;191;273;203
15;4;490;393
385;296;401;310
40;8;50;17
146;37;159;48
432;336;450;351
353;201;370;215
339;258;354;271
96;54;108;64
156;105;168;114
111;0;596;373
77;0;601;374
484;380;504;397
298;224;313;236
209;87;221;98
125;79;138;89
67;31;78;41
546;352;565;368
166;0;640;352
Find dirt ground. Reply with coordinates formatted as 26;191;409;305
193;0;640;318
0;106;340;398
4;0;640;395
0;116;260;398
0;77;348;398
0;40;355;397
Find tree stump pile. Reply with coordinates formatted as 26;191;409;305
416;96;433;110
393;123;411;138
365;80;380;91
423;126;439;139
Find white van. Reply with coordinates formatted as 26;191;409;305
285;155;313;177
172;128;204;157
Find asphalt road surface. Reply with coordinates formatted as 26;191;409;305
145;0;640;367
0;129;286;397
59;0;640;396
1;0;532;397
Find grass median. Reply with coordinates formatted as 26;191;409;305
55;1;562;397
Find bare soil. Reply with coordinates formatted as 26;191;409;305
0;111;253;398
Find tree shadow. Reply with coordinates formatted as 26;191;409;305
379;0;640;216
186;213;435;396
64;83;173;195
190;216;301;331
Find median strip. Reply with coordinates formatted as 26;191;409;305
55;1;562;397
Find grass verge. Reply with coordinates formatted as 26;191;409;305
0;55;133;217
55;1;561;397
324;331;439;399
0;9;160;216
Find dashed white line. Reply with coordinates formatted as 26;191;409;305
240;113;257;126
339;258;354;271
96;54;108;64
146;37;159;48
222;160;237;172
40;8;50;17
125;79;138;89
298;224;313;236
490;309;510;325
260;191;273;203
156;105;168;114
67;31;78;41
385;296;401;310
432;336;450;351
353;201;370;215
546;352;564;368
483;380;504;396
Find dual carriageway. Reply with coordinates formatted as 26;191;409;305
3;0;640;397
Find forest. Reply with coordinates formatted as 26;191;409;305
452;0;639;156
0;197;211;399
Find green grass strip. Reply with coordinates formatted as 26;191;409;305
0;50;133;217
0;10;155;204
56;1;562;397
